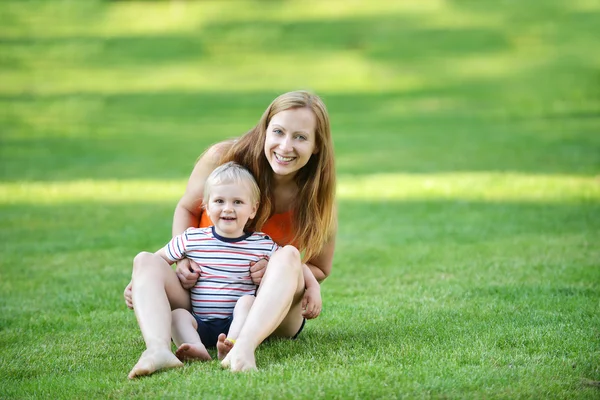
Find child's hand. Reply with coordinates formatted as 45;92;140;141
301;285;322;319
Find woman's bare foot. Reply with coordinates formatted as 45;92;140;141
128;349;183;379
216;333;234;360
220;339;257;372
175;343;212;362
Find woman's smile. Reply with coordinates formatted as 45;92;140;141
274;153;296;163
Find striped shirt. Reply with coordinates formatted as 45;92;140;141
163;226;280;320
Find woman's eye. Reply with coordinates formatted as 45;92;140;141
273;129;283;135
296;135;307;141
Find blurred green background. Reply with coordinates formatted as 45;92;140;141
2;0;598;182
1;0;599;398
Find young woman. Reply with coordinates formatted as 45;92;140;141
124;90;337;377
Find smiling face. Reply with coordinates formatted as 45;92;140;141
205;182;258;238
264;107;318;179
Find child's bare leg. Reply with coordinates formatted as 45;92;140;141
217;295;255;360
171;308;212;361
128;252;190;379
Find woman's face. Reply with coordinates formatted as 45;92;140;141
264;107;318;179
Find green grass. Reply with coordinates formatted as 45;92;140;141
1;0;599;398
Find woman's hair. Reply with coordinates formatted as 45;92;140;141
220;90;336;261
203;161;260;210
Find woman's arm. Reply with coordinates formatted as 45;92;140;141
305;222;337;283
300;227;335;319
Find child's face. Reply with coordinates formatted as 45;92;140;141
206;182;258;238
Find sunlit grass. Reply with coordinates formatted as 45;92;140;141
2;173;598;205
338;173;600;202
0;52;427;96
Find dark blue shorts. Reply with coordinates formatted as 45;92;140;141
192;314;233;347
193;315;306;347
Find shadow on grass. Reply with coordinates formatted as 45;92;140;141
0;35;206;69
337;198;600;245
1;197;597;324
2;88;599;182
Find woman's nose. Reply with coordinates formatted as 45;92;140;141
278;135;293;152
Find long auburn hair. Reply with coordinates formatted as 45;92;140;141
220;90;336;261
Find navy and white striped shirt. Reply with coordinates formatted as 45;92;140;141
163;226;280;320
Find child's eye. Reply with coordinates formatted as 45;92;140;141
234;200;243;205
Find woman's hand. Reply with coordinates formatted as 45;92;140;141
175;258;201;289
250;258;268;285
301;285;322;319
124;281;133;309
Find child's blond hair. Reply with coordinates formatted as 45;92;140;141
203;161;260;207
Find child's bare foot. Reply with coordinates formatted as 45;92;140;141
175;343;212;362
128;349;183;379
220;340;257;372
216;333;234;360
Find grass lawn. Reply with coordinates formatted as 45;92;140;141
1;0;599;398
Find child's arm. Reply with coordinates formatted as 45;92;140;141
158;230;191;266
155;247;175;265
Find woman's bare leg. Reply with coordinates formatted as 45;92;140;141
217;295;255;360
171;308;212;362
221;246;305;371
128;252;192;379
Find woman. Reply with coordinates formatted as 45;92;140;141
124;90;337;377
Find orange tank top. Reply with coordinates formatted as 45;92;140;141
199;210;295;247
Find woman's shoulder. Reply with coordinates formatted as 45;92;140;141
187;140;237;190
200;140;235;163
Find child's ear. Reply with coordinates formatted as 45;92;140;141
249;202;258;219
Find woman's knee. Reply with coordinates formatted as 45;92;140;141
271;245;302;274
132;251;164;277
